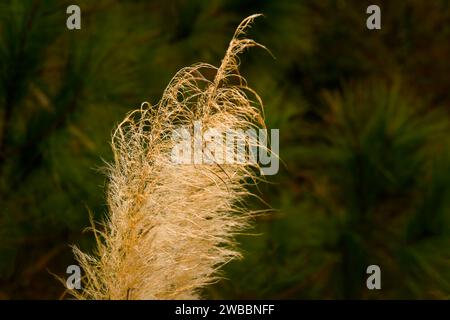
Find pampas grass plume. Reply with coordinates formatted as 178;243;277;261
70;14;270;300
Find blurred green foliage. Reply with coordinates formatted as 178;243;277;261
0;0;449;299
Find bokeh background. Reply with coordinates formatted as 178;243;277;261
1;0;450;299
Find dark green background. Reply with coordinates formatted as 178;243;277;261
1;0;449;299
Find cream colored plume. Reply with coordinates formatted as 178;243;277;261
71;14;269;300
